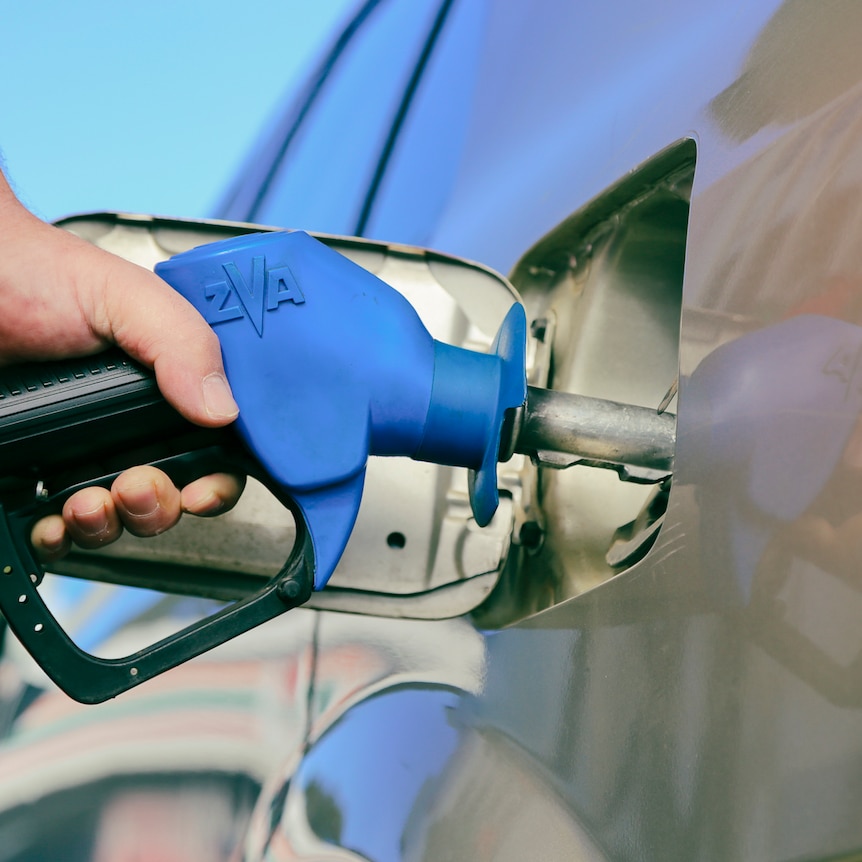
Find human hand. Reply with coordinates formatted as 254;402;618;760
0;172;244;561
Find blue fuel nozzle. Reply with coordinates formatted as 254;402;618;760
155;230;527;590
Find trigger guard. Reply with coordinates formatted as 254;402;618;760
0;446;315;704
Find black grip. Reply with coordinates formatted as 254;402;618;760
0;350;192;482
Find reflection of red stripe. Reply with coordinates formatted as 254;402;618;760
0;655;319;797
0;707;266;775
313;643;389;730
267;827;301;861
18;656;310;731
19;663;257;726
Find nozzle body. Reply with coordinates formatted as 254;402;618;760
156;231;526;587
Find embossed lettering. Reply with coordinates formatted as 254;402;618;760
266;265;305;310
223;255;266;336
204;281;243;324
204;255;305;336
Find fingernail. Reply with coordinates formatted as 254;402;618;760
72;501;111;539
203;373;239;421
34;516;70;560
115;481;160;519
182;487;226;516
37;536;71;563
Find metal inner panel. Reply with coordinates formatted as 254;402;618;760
507;142;692;605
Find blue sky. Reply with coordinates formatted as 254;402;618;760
0;1;355;222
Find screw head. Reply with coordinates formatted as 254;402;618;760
278;578;303;603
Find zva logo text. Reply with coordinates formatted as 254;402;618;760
204;255;305;336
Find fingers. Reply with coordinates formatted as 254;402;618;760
181;473;247;516
30;515;71;564
30;468;245;562
61;486;124;549
110;466;182;538
57;467;178;551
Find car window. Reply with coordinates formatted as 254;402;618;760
223;0;444;235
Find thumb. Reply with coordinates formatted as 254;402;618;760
92;249;239;428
